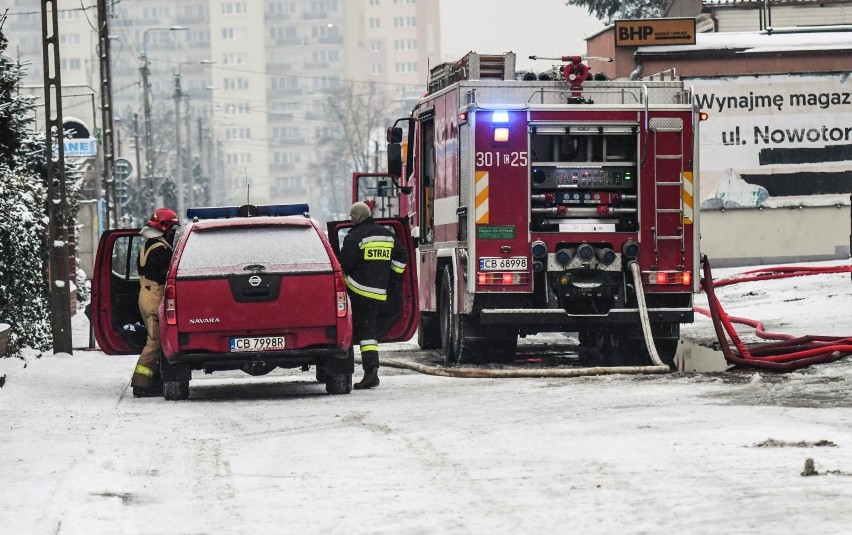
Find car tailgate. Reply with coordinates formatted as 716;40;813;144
175;270;337;333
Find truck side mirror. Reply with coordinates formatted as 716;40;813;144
387;127;403;143
387;143;402;178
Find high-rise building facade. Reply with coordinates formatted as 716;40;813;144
1;0;440;222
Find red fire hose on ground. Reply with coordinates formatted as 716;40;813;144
697;256;852;371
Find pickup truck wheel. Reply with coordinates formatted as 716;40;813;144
160;355;190;400
315;365;327;383
326;373;353;395
163;380;190;401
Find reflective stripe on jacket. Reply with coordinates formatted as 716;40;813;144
340;217;407;302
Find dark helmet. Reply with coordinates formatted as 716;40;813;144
147;208;179;231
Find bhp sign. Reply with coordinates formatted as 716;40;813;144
615;18;696;47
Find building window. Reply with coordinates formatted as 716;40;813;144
369;17;380;29
187;29;210;43
60;58;81;70
271;77;299;90
59;34;81;45
141;6;170;19
394;62;418;73
371;63;382;75
272;126;302;139
370;40;381;52
270;26;298;40
225;102;251;115
309;0;339;11
273;152;302;164
226;152;252;164
184;5;209;17
222;2;247;14
268;1;296;14
223;78;250;90
222;52;247;65
225;127;251;140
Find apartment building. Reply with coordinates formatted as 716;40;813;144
1;0;440;222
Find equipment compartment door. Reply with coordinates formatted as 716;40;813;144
326;218;419;343
472;109;533;292
91;229;145;355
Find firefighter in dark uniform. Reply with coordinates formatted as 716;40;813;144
339;202;408;389
131;208;180;398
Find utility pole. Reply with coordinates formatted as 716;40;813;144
133;113;143;197
198;117;205;205
140;27;189;215
40;0;73;353
97;0;117;226
174;72;185;220
185;98;194;209
140;54;153;213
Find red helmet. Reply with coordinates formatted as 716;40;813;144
147;208;180;231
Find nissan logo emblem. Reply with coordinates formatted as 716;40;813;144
248;275;262;287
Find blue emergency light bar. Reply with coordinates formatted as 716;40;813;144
492;110;509;123
187;203;310;220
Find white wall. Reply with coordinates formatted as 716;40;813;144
700;204;851;267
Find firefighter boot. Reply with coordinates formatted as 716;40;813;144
354;366;380;389
133;376;163;398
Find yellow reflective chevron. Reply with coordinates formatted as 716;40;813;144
475;170;489;224
682;171;694;225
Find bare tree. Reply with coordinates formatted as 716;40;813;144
316;81;395;220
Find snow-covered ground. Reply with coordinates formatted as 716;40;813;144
1;261;851;534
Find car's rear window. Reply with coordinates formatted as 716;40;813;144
177;225;331;270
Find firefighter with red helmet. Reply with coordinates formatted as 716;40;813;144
340;202;408;389
131;208;180;398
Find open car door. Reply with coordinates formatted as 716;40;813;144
326;217;418;343
91;228;146;354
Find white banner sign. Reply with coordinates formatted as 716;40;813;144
691;74;852;204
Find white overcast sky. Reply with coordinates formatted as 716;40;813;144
439;0;607;72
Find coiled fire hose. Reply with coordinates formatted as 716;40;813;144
696;256;852;371
356;261;671;378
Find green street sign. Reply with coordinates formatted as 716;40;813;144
477;225;515;239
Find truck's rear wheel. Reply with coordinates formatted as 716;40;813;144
485;328;518;363
326;373;353;395
160;355;190;400
596;330;643;367
439;267;458;365
417;311;441;350
163;380;190;401
651;322;679;369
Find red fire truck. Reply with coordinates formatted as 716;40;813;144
356;52;702;367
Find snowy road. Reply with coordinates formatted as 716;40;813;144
1;263;851;534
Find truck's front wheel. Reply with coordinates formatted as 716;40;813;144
439;267;457;364
417;311;441;350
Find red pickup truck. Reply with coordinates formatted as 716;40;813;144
91;204;418;400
